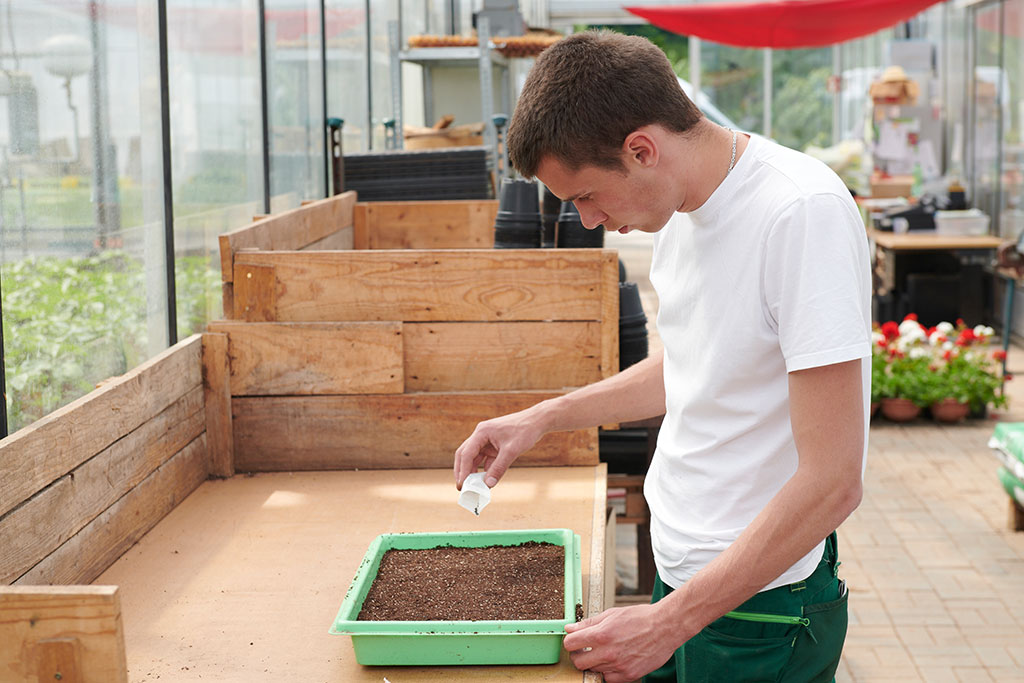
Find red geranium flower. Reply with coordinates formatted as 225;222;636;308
881;321;899;340
904;313;918;321
993;350;1008;362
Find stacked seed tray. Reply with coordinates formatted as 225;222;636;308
344;146;492;201
987;423;1024;508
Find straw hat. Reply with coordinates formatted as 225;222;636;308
880;65;909;83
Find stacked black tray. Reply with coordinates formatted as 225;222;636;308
343;146;492;201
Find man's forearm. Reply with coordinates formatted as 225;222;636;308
532;349;666;433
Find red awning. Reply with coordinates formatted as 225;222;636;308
625;0;946;49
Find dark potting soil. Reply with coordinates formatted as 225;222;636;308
357;541;565;621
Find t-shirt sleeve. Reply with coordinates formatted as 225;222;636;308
762;192;873;373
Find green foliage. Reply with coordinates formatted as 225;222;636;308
2;251;219;432
870;349;887;404
879;355;939;408
939;353;1008;414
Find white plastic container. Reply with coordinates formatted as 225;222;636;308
934;209;990;236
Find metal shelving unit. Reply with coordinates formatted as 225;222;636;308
388;18;513;161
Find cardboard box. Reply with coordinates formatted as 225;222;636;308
870;174;914;199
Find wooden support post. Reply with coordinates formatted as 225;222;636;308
233;263;277;321
202;332;234;478
1011;497;1024;532
0;586;128;683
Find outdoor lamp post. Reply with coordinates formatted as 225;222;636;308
41;34;91;167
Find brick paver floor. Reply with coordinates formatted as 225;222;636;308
837;381;1024;682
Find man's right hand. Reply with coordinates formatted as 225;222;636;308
453;406;548;490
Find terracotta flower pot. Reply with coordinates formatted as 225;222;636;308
930;397;970;423
880;397;921;422
870;401;879;418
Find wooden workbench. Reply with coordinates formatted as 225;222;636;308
867;227;1003;251
94;466;607;682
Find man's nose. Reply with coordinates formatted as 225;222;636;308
574;203;606;230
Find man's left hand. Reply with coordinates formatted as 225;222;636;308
563;603;681;682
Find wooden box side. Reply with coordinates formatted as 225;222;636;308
0;585;128;683
0;335;213;585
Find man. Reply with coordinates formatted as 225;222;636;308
453;30;870;683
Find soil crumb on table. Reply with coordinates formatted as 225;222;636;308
358;542;565;621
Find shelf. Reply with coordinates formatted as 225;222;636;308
399;46;509;69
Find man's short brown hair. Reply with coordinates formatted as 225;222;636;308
507;30;704;178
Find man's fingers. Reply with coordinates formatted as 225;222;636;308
453;432;488;488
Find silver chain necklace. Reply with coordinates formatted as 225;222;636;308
726;128;738;177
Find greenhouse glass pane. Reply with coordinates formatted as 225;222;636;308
325;0;369;153
771;47;833;151
970;2;1003;228
699;41;763;136
999;0;1024;239
0;0;168;434
168;0;264;338
267;0;326;206
369;0;397;150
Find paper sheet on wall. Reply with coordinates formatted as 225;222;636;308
917;139;940;180
877;120;911;161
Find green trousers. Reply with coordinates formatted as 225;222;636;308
644;532;848;683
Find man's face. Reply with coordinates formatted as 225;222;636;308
535;155;676;235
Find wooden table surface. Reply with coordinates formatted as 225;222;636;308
867;227;1003;251
95;467;607;682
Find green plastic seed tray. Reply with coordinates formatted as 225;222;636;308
330;528;582;666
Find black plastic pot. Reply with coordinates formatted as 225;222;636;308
556;201;604;248
494;178;542;248
619;281;648;370
541;185;560;248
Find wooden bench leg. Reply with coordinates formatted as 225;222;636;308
636;521;656;595
1011;497;1024;532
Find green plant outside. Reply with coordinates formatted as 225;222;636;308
2;251;220;433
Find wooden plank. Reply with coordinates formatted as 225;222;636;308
302;225;353;250
0;387;204;584
588;462;608;620
600;249;620;379
364;199;497;249
0;335;202;520
16;434;209;586
1011;497;1024;532
302;191;357;245
352;203;369;249
404;321;602;391
232;263;277;321
221;281;234;321
207;321;404;396
96;468;598;681
202;333;234;478
220;191;357;282
232;249;608;322
866;227;1003;251
232;392;599;471
0;586;127;683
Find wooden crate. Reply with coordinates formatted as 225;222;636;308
1;249;614;682
218;193;498;316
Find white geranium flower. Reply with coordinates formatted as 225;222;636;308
942;341;954;351
928;330;947;346
909;347;929;359
871;331;885;345
899;319;925;337
974;325;987;337
937;321;954;334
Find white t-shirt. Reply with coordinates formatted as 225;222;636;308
645;133;872;591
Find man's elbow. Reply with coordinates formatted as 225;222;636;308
834;472;863;522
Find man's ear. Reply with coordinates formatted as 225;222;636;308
622;129;659;168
